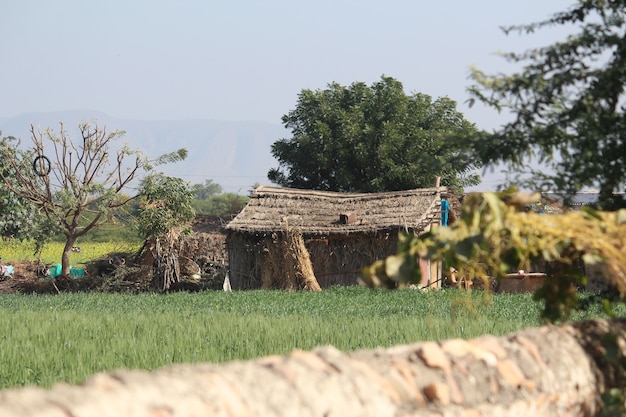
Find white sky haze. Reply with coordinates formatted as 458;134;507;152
1;1;576;189
2;1;573;125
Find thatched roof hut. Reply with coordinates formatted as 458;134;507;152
225;186;457;290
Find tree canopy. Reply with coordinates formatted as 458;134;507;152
268;76;481;193
0;135;38;239
191;192;248;218
192;179;223;200
0;134;57;248
466;0;626;209
136;174;196;239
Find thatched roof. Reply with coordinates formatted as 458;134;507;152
225;186;449;236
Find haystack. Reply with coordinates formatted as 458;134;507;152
261;229;321;292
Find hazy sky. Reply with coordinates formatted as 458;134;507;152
2;1;575;188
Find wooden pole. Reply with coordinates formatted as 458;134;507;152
431;176;442;288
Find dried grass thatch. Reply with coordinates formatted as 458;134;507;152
226;186;452;236
261;229;321;292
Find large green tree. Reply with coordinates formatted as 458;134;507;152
466;0;626;209
268;76;481;193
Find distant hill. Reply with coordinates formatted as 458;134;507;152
0;111;288;194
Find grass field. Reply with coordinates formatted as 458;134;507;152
0;287;621;389
0;240;141;266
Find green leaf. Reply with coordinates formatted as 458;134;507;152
384;254;405;281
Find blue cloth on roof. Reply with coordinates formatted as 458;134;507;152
441;199;450;226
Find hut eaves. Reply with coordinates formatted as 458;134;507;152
225;186;447;236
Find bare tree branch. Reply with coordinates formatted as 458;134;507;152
1;121;186;278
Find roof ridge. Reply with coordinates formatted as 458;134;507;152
254;186;448;199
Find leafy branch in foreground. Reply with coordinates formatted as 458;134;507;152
361;190;626;321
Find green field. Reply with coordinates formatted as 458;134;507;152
0;287;620;390
0;240;141;266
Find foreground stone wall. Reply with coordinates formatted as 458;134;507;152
2;317;625;417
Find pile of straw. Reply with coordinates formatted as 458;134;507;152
261;229;321;292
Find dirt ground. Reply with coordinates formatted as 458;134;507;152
0;260;72;294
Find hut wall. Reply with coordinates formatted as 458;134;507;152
226;231;400;290
226;233;264;290
306;233;398;288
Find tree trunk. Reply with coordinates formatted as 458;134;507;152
59;237;78;283
1;317;626;416
61;241;74;277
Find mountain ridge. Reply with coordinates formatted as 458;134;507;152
0;110;287;194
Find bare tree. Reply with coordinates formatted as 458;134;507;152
0;121;187;279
